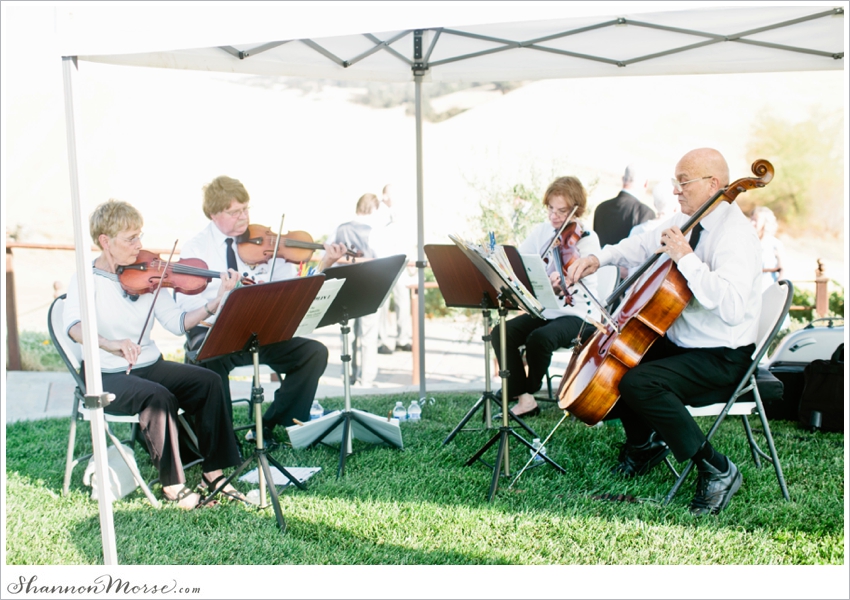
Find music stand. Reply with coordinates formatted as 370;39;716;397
300;255;407;477
449;238;565;501
194;275;325;532
425;244;502;443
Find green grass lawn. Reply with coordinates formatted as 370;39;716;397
5;392;844;569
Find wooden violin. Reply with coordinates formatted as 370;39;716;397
556;159;774;424
543;207;587;306
117;249;252;296
236;224;360;267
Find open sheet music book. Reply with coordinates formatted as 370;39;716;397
448;233;544;316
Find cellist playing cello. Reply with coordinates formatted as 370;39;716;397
566;148;763;516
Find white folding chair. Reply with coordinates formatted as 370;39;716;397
544;264;620;400
663;280;794;505
49;295;199;505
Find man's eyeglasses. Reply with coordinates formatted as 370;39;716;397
671;176;711;193
224;206;250;218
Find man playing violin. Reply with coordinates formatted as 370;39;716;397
566;148;763;515
492;176;602;419
65;199;245;509
176;175;348;443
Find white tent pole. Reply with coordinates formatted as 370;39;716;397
414;73;427;400
61;55;119;566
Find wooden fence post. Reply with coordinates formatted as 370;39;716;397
815;259;829;318
6;247;22;370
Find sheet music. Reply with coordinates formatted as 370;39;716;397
293;278;345;337
519;253;563;310
449;233;543;315
285;409;404;449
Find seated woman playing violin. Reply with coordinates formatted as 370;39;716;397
64;199;245;509
176;175;349;443
491;176;602;418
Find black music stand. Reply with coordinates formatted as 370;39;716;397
449;238;565;501
194;275;325;532
301;255;407;477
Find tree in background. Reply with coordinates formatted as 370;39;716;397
745;107;843;235
465;160;599;246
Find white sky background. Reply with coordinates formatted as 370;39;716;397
1;2;849;597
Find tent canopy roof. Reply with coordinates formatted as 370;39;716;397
63;3;844;83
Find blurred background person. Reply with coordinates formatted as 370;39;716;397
375;183;413;354
750;206;785;291
629;180;680;238
333;193;386;387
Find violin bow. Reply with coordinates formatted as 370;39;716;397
268;214;285;282
125;239;178;374
541;206;578;258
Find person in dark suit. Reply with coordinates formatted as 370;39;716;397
593;164;655;248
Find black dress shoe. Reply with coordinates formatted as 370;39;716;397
377;344;393;355
689;459;742;516
395;343;412;352
611;432;670;477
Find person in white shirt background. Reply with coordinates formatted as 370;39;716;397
749;205;785;292
628;180;680;239
375;184;413;355
567;148;762;516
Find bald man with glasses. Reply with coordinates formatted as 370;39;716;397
567;148;763;516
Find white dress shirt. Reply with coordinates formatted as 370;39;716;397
64;266;187;372
176;222;299;323
593;201;762;349
519;220;602;323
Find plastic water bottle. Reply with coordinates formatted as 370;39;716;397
531;438;546;464
407;400;422;421
392;401;407;421
309;400;324;421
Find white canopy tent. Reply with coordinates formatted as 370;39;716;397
56;2;844;565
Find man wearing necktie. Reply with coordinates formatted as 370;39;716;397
566;148;763;516
177;175;348;444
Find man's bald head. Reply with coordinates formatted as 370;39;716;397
676;148;730;188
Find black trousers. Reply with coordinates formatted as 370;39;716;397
491;313;589;398
98;358;241;487
610;337;754;462
201;336;328;429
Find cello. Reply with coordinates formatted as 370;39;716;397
556;159;774;424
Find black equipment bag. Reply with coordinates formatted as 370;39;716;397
798;344;845;432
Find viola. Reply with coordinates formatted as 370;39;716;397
556;159;775;425
117;249;252;296
236;224;360;266
543;211;586;306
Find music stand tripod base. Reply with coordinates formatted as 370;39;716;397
464;298;565;502
311;256;408;477
199;338;307;532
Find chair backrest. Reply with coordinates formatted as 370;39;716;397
752;280;794;365
596;265;620;301
47;294;86;391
